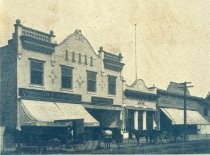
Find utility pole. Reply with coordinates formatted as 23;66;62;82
179;82;193;143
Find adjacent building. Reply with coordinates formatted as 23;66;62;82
122;80;210;138
123;79;158;137
157;82;209;135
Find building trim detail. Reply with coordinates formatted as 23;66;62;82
19;88;82;103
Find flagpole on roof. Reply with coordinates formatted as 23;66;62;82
134;24;138;80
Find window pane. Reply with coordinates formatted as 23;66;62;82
109;84;116;95
87;71;96;80
88;81;96;92
62;76;72;88
87;71;96;92
62;67;72;76
108;76;116;95
31;61;43;71
61;66;73;89
30;60;44;85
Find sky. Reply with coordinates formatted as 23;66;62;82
1;0;210;97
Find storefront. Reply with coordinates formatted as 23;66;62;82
157;82;210;135
84;104;123;129
15;99;100;146
123;79;158;138
160;107;209;136
126;107;156;131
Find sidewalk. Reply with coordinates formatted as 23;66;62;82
108;138;146;149
1;138;146;154
88;139;210;154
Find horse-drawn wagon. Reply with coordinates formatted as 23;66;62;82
15;119;96;153
131;128;186;146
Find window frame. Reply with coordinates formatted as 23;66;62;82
108;75;117;95
61;65;73;89
87;70;97;92
29;58;45;86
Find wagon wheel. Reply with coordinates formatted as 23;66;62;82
83;140;94;150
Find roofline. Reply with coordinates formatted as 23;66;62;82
157;89;205;102
57;32;98;57
124;89;158;101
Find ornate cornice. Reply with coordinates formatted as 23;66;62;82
124;89;158;101
20;36;56;54
103;59;124;72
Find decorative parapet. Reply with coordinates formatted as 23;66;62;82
126;79;157;94
98;46;124;72
22;26;52;43
104;51;122;62
14;19;57;54
124;89;158;101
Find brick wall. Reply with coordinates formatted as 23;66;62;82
158;95;198;110
0;44;17;129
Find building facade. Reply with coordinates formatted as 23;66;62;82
0;19;125;147
123;79;158;137
157;82;210;135
205;94;210;122
122;80;210;138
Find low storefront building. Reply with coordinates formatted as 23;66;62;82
157;82;210;136
123;79;158;138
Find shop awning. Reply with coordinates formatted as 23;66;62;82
56;102;100;126
161;107;209;125
18;100;99;127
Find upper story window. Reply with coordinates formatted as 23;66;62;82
61;66;73;89
108;75;117;95
30;59;44;85
87;71;97;92
204;108;208;116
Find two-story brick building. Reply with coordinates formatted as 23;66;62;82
0;19;124;148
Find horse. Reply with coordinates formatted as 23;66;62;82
147;129;161;144
131;129;148;146
131;129;161;146
102;130;113;149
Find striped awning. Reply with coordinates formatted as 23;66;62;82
161;107;209;125
17;100;99;128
